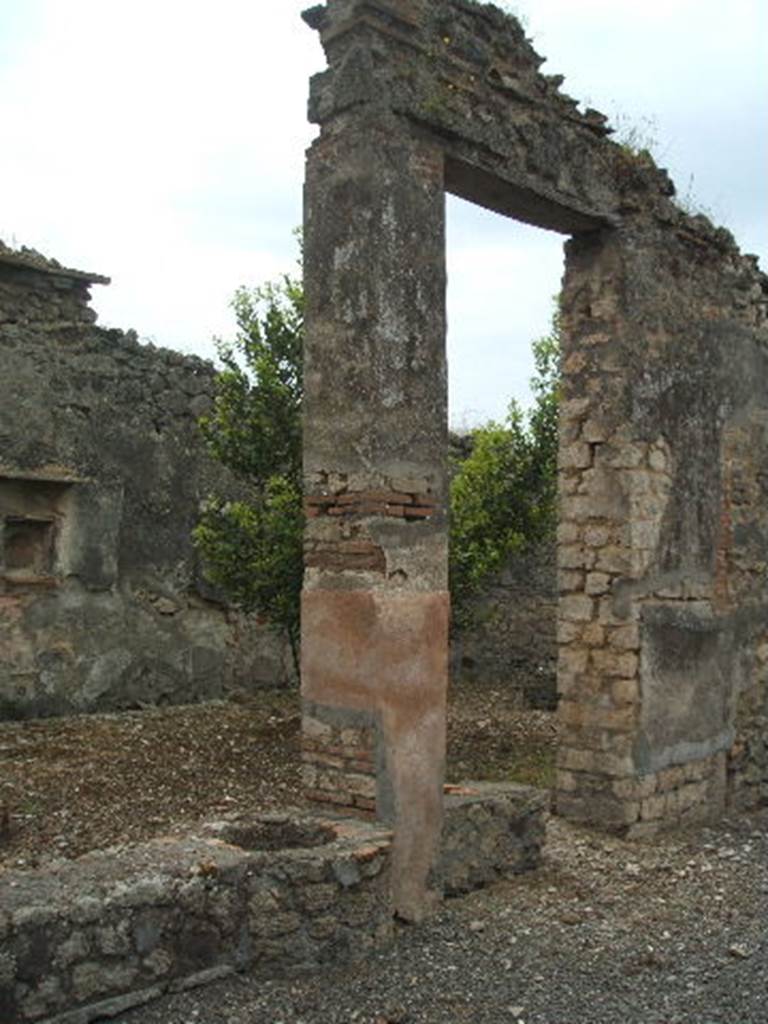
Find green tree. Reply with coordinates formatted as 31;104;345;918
449;312;561;627
193;274;304;676
527;310;562;527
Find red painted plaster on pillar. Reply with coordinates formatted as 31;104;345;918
302;589;449;920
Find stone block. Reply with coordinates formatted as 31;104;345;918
298;884;339;915
560;397;591;421
585;571;611;595
556;769;580;792
606;444;646;470
302;715;334;744
557;521;581;544
345;772;377;799
560;701;636;731
583;524;612;548
640;794;667;821
558;648;588;676
54;930;90;968
595;545;629;573
558;569;584;593
581;418;611;443
72;961;139;1003
612;677;640;704
557;619;582;645
558;442;592;470
608;623;640;650
557;745;634;777
308;915;340;940
559;544;590;570
560;594;595;622
591;649;638;679
581;621;606;647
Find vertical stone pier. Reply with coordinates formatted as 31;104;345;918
301;112;448;920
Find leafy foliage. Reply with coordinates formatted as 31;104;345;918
194;275;304;675
200;279;303;483
449;312;561;627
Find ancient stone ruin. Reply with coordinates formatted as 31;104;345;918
1;0;767;1018
299;0;768;919
0;243;291;719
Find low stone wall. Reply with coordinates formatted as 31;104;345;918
1;813;393;1024
0;787;546;1024
439;782;546;894
557;750;730;839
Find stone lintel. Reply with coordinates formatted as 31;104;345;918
444;154;613;234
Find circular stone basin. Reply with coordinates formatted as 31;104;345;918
218;816;335;852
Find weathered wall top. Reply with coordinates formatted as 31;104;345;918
301;0;768;279
301;0;684;232
0;239;109;284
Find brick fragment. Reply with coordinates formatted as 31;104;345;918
305;541;386;573
337;490;414;505
403;506;436;519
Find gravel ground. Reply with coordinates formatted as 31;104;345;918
116;806;768;1024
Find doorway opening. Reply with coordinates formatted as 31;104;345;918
445;193;565;791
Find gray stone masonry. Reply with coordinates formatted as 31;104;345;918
0;243;291;718
438;782;546;894
0;788;544;1023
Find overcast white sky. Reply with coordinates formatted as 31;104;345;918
1;0;765;427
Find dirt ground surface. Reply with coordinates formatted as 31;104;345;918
0;678;556;870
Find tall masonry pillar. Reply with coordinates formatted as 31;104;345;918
301;110;448;921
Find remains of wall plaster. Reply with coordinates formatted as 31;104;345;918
301;102;449;922
300;0;768;891
0;244;291;718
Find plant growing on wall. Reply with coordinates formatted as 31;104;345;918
194;274;304;677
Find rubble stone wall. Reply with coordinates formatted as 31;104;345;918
0;814;394;1024
438;782;546;894
0;790;544;1024
0;247;291;719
